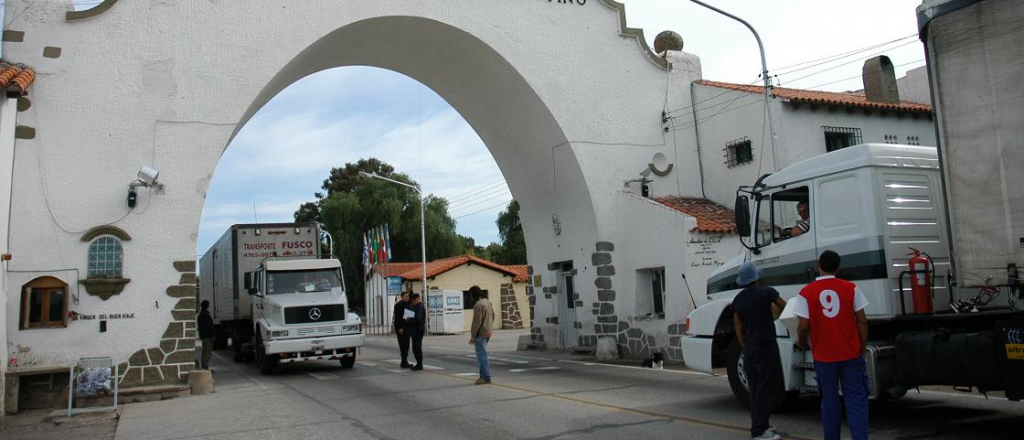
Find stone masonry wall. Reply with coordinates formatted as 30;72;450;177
500;282;524;329
116;261;197;387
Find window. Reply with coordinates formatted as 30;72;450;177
823;126;862;152
636;268;666;317
770;187;810;242
87;236;123;278
21;277;68;329
725;137;753;167
462;287;488;310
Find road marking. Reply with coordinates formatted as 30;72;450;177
453;373;478;377
211;351;268;390
304;371;339;381
385;368;406;373
509;366;561;373
362;354;817;440
423;345;707;375
358;361;378;367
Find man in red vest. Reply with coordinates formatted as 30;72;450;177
792;250;870;440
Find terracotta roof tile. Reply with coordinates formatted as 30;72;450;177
0;62;35;95
695;80;932;114
504;265;530;283
373;255;520;281
654;196;737;234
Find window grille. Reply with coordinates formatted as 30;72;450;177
88;236;123;278
724;137;753;167
823;126;862;152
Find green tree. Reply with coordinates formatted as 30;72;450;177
295;158;467;313
494;201;527;265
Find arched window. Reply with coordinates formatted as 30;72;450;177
88;236;123;278
21;276;68;329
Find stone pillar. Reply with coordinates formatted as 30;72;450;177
500;283;524;329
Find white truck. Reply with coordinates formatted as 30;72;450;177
199;223;364;373
243;257;364;373
681;0;1024;405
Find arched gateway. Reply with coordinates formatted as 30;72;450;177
3;0;715;387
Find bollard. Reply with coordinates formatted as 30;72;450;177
187;370;214;395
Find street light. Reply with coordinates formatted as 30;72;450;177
690;0;780;172
358;171;428;297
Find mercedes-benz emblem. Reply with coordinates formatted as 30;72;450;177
309;308;322;321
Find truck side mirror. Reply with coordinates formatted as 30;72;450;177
244;272;256;294
735;196;751;237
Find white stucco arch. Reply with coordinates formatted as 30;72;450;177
3;0;710;380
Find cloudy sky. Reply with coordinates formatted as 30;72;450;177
54;0;926;256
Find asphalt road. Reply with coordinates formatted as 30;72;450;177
114;331;1024;440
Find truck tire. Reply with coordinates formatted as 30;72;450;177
255;335;279;374
339;354;356;369
232;338;245;363
726;337;751;408
727;337;801;412
213;326;228;350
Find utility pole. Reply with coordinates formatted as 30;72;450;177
690;0;780;172
359;172;429;297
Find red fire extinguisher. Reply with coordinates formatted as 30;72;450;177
907;247;933;314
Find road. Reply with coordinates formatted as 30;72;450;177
114;331;1024;439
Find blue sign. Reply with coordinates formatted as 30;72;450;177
387;277;402;295
446;296;461;307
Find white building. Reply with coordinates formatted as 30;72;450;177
0;0;942;403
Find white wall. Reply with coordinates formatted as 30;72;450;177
0;96;15;416
897;66;932;105
690;84;938;207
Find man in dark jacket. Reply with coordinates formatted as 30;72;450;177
197;300;216;370
733;262;787;440
393;292;412;368
405;293;427;370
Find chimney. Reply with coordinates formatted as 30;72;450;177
862;56;900;104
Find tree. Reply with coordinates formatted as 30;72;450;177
494;200;527;265
295;158;467;313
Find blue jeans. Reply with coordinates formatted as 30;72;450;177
814;356;869;440
475;337;491;380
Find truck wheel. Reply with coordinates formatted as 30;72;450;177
213;327;228;350
339;355;356;369
255;335;279;374
726;337;751;408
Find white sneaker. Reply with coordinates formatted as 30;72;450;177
752;432;781;440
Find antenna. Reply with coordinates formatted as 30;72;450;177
681;273;697;310
252;202;259;224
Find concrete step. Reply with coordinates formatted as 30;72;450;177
73;384;190;407
570;346;596;355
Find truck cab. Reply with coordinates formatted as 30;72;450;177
245;258;364;373
681;144;1024;406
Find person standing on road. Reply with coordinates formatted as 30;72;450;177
406;293;427;370
732;262;788;440
393;292;412;368
468;286;495;385
197;300;216;370
793;250;870;440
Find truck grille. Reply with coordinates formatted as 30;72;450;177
295;325;343;337
284;305;345;324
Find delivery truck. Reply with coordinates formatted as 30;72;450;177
680;0;1024;406
199;223;364;373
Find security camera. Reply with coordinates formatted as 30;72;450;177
138;166;160;185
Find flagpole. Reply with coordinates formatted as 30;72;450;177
358;171;429;298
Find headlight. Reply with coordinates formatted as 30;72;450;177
342;325;360;334
271;330;289;338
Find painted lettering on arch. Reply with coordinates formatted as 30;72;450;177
549;0;588;5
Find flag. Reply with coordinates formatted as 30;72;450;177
384;224;391;263
376;225;385;264
362;232;369;274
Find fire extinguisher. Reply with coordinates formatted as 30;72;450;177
907;247;933;314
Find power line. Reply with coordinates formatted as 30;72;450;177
772;34;918;75
450;190;512;213
666;76;761;115
448;186;511;210
446;179;506;203
802;59;926;90
454;199;513;220
776;39;919;87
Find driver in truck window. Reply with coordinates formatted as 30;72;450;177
785;201;811;238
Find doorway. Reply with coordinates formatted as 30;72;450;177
556;262;578;348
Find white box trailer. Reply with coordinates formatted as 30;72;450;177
199;223;321;354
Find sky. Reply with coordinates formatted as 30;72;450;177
39;0;928;257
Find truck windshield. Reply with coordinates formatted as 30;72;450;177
266;268;343;295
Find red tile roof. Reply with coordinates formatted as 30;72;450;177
505;265;530;283
373;255;522;281
0;62;35;95
654;197;737;234
695;80;932;114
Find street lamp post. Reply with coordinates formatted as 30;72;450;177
359;171;428;297
690;0;780;172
